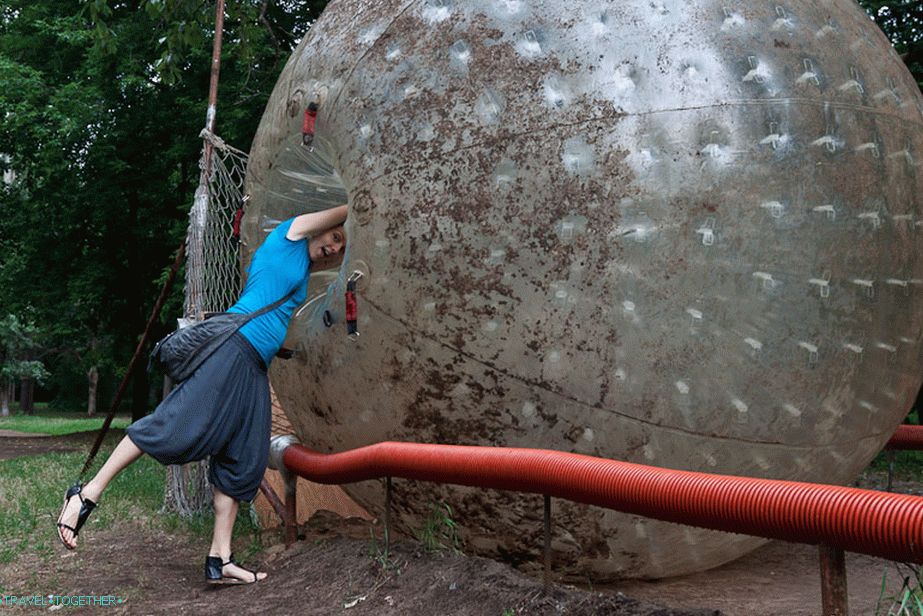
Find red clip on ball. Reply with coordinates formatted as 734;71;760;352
302;103;318;146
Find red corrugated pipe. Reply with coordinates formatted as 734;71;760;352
887;424;923;450
282;442;923;564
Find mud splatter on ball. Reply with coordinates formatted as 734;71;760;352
243;0;923;579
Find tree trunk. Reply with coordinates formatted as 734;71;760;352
20;378;34;414
1;380;9;417
163;461;213;517
130;367;149;423
87;365;99;417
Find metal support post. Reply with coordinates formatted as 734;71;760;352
544;494;552;591
282;467;297;548
819;545;848;616
267;435;301;548
385;476;392;555
258;478;289;526
886;450;896;492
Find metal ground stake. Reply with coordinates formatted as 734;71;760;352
819;545;848;616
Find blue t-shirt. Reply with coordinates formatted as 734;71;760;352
228;218;310;366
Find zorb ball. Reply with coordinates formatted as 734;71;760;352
242;0;923;579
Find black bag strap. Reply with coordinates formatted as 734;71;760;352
213;288;298;326
181;287;299;372
156;287;298;368
193;289;298;365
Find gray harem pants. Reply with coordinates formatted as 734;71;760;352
127;332;271;502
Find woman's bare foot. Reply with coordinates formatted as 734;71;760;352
222;561;268;583
56;495;83;549
208;555;268;584
55;482;100;549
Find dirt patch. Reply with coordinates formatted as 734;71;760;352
0;429;124;461
1;514;714;616
0;433;915;615
611;539;899;616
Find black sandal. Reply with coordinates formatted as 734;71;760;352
55;482;97;549
205;554;262;585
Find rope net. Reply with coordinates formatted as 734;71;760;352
165;130;249;518
184;130;249;317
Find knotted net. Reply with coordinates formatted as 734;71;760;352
184;129;248;317
164;130;248;517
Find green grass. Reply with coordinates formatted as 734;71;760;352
0;442;165;565
0;435;264;571
0;410;131;436
876;565;923;615
413;501;461;553
869;450;923;481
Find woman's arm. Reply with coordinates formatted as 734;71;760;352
286;204;348;241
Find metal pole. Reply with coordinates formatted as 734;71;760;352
187;0;226;318
886;450;896;492
385;476;392;555
544;494;552;591
258;478;290;527
819;545;849;616
203;0;225;167
283;469;298;547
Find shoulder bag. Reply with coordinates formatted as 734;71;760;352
149;291;295;383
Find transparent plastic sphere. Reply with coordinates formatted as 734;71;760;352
243;0;923;579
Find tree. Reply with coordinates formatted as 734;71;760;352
86;0;325;85
859;1;923;87
0;1;327;416
0;314;49;416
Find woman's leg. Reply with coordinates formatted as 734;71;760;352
57;435;144;548
208;486;267;582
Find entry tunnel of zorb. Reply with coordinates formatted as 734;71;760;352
241;0;923;579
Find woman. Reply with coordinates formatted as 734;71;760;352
55;205;348;584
